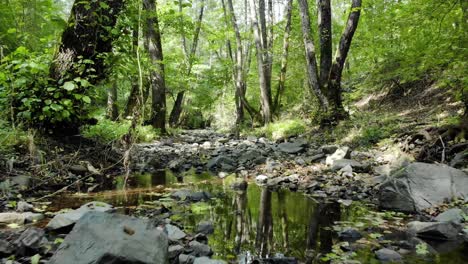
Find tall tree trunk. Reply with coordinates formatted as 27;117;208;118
169;0;205;127
50;0;124;83
106;82;119;120
297;0;329;111
143;0;166;133
250;0;273;124
125;25;142;117
273;0;293;113
328;0;362;120
317;0;332;89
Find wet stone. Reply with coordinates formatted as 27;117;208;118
194;256;227;264
196;221;214;235
375;248;402;262
188;240;212;257
179;254;195;264
166;224;186;241
434;208;464;224
168;245;184;259
13;228;46;256
339;228;363;242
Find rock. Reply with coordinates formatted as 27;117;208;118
339;164;354;177
165;224;186;241
206;155;236;171
338;228;362;242
0;240;14;257
22;212;44;223
13;228;47;256
179;254;195;264
330;159;369;172
252;256;298;264
246;136;257;142
196;221;214;235
379;163;468;213
434;208;465;224
278;142;305;154
194;257;227;264
46;201;114;231
320;145;339;154
49;212;168;264
375;248;402;262
309;153;326;162
16;201;33;212
171;189;212;202
265;158;282;173
188;240;212;257
326;146;352;165
255;175;269;184
168;245;184;259
10;176;31;189
239;150;263;165
0;212;25;225
407;221;462;240
450;151;468;169
462;228;468;243
202;141;212;149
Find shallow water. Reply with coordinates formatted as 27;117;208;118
50;170;467;263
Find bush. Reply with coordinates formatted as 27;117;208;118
253;119;308;140
0;122;28;153
81;119;159;144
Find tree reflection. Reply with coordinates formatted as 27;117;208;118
256;188;273;257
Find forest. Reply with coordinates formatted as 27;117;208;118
0;0;467;263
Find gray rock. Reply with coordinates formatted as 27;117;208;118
407;221;462;240
168;245;184;259
278;142;305;154
16;201;33;212
239;150;263;164
166;224;186;241
338;228;362;242
330;159;369;172
179;254;195;264
0;212;25;225
375;248;402;262
194;257;227;264
0;240;13;257
255;175;269;184
434;208;465;224
10;176;31;189
320;145;339;154
22;212;44;223
379;163;468;213
450;151;468;168
46;201;114;231
326;146;352;165
462;228;468;243
188;240;212;257
13;228;47;256
196;221;214;235
265;158;282;173
69;164;88;175
171;189;212;202
206;156;236;171
49;212;168;264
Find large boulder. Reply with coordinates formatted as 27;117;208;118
407;221;462;241
206;155;236;171
278;142;306;154
378;163;468;213
49;212;168;264
46;201;114;231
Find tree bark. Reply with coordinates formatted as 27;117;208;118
317;0;332;89
168;0;205;127
143;0;166;133
250;0;273;124
328;0;362;119
50;0;124;83
125;25;142;117
298;0;329;111
106;82;119;121
273;0;293;113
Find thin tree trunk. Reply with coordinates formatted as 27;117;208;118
328;0;362;119
317;0;332;89
250;0;272;124
273;0;293;113
144;0;166;133
106;82;119;121
169;0;205;127
297;0;329;111
256;188;273;257
125;26;141;117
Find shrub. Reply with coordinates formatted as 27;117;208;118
81;119;159;144
254;119;308;141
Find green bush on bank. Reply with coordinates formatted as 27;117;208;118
81;119;160;144
252;119;307;141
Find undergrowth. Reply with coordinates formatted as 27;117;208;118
81;119;160;144
248;119;307;141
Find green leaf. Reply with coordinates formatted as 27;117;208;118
82;96;91;104
63;81;76;91
31;254;41;264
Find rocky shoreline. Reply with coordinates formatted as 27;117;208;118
1;130;467;263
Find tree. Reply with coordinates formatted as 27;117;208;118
143;0;167;133
298;0;362;122
249;0;273;124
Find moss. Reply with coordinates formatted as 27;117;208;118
81;119;160;144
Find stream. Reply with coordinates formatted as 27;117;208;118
48;169;467;263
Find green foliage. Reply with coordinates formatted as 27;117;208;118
81;119;160;144
252;119;307;140
0;122;28;153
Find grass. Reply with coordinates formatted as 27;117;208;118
81;119;160;144
249;119;308;141
0;121;29;153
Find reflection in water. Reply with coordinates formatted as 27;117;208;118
256;188;273;257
